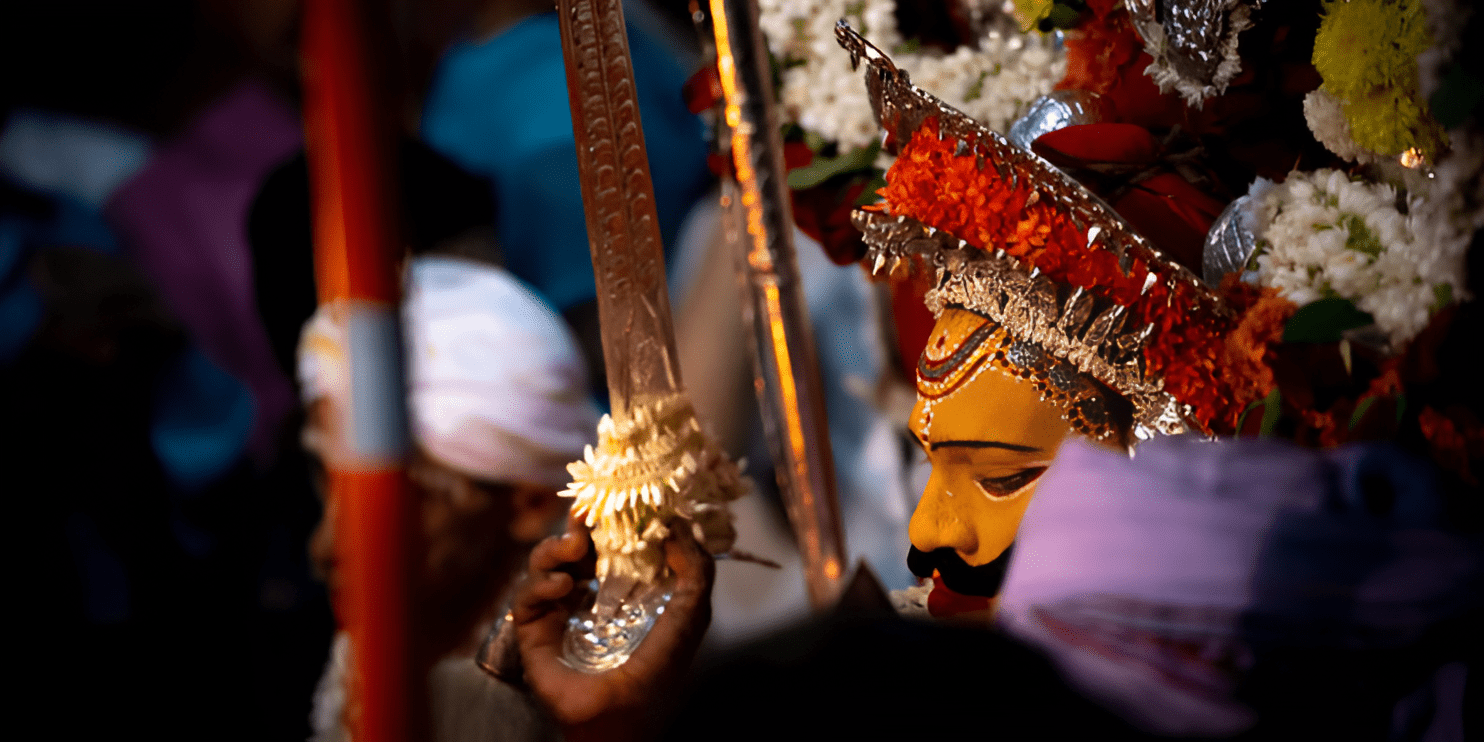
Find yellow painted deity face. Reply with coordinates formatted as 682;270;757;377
907;308;1074;607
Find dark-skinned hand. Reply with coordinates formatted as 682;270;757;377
511;518;714;742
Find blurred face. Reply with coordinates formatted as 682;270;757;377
907;309;1073;609
303;398;562;656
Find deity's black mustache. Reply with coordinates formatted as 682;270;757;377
908;544;1016;598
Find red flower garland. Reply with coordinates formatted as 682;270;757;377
877;118;1263;432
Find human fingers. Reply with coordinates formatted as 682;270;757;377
511;566;573;622
619;522;714;684
512;530;587;627
661;522;714;643
667;519;716;602
526;525;587;575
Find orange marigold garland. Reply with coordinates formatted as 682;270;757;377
1419;407;1483;486
1052;0;1190;129
1056;0;1142;97
1219;282;1298;431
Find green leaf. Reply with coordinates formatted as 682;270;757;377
1259;388;1282;437
1236;398;1265;434
964;70;991;102
1045;2;1084;29
1341;214;1383;258
1349;396;1376;430
854;174;887;205
787;140;881;190
1244;241;1268;271
1283;297;1375;343
1432;283;1454;312
1396;393;1407;424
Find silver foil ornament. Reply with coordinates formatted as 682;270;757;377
1201;194;1258;284
1006;90;1115;152
1126;0;1261;108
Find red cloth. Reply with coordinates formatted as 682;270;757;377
926;573;991;618
890;276;937;381
1034;124;1224;271
792;178;869;266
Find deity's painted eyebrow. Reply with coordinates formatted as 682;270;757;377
929;439;1041;453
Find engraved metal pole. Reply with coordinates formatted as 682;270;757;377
560;0;683;412
710;0;847;609
553;0;747;672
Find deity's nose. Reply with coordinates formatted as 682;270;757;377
908;472;979;559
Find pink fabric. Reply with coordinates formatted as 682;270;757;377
994;436;1482;736
108;80;303;466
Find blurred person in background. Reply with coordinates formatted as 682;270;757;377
1;2;327;737
299;254;714;742
417;0;712;402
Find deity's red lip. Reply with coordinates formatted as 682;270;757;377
927;572;992;618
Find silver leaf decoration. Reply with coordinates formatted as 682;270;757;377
1006;89;1115;152
1127;0;1261;108
1202;194;1258;284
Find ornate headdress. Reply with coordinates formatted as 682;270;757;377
837;22;1261;443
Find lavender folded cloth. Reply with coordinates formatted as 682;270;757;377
997;436;1482;738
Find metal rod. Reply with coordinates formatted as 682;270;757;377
709;0;847;609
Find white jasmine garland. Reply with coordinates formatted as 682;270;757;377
889;582;932;619
759;0;1066;152
1244;169;1469;349
1411;0;1483;331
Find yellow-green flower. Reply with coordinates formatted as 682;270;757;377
1013;0;1054;31
1312;0;1447;159
1346;87;1448;158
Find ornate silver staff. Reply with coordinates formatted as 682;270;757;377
708;0;848;609
553;0;747;670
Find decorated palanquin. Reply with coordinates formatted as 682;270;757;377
757;0;1484;616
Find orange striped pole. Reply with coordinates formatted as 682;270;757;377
301;0;424;739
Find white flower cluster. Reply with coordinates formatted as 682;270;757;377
1303;88;1383;165
758;0;1066;151
1244;169;1468;349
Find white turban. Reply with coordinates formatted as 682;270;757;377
297;256;598;489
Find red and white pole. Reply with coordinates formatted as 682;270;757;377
301;0;424;738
